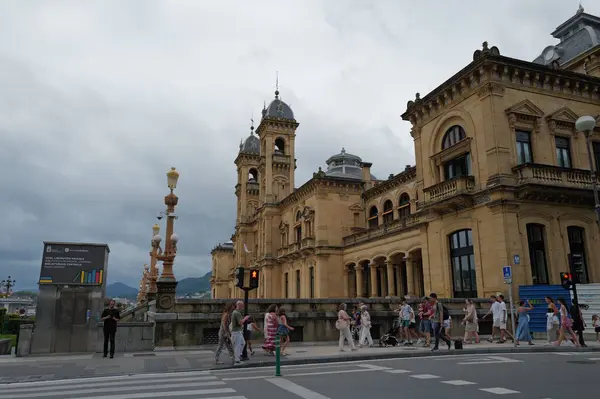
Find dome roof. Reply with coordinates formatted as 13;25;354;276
324;148;377;180
262;90;295;120
239;125;260;154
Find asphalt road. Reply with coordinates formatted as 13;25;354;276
0;352;596;398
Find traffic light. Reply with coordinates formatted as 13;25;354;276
249;269;259;289
235;266;245;289
560;272;573;290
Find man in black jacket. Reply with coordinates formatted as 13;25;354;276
101;299;120;358
570;299;586;347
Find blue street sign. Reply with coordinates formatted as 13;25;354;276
503;266;512;280
513;255;520;265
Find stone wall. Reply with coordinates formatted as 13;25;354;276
150;298;495;348
95;322;154;353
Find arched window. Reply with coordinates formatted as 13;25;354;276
567;226;589;284
368;206;379;229
398;193;411;218
248;168;258;182
294;211;302;243
382;200;394;224
275;137;286;154
442;125;466;150
526;224;549;284
449;229;477;298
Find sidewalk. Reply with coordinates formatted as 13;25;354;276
0;339;598;384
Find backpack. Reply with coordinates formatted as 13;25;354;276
440;303;449;320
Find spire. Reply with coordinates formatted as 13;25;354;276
250;115;254;135
239;138;243;150
275;71;280;99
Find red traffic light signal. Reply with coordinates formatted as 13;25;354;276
560;272;573;290
249;269;259;289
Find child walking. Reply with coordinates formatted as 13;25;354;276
277;308;294;356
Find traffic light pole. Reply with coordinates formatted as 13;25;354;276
241;287;250;361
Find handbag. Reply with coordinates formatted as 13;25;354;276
335;318;349;330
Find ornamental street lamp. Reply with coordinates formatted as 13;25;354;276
153;167;180;312
137;265;150;304
0;276;15;297
146;224;161;301
575;115;600;228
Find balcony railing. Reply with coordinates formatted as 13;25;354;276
273;154;291;164
246;181;259;194
343;214;421;246
512;163;599;189
301;237;315;248
423;175;475;203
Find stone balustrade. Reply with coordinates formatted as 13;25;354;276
343;215;422;246
423;175;475;203
513;163;599;189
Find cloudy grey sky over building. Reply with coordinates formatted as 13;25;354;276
0;0;592;289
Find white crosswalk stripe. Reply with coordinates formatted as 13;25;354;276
0;371;247;399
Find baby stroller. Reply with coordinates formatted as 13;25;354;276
379;321;400;347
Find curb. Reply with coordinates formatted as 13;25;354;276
217;346;600;370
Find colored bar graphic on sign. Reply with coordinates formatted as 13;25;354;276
76;270;103;284
39;277;53;283
99;270;103;284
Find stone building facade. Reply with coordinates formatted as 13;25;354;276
212;7;600;300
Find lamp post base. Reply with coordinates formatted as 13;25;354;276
156;280;178;313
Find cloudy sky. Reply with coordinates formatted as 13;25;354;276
0;0;592;290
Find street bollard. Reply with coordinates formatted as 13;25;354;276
275;334;281;377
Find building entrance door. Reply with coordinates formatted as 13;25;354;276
53;289;90;353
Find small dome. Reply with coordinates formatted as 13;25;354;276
324;148;377;180
263;90;295;120
239;131;260;154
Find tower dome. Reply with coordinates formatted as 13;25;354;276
239;125;260;154
262;89;295;120
324;148;377;180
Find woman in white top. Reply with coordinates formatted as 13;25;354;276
336;303;357;352
359;305;374;347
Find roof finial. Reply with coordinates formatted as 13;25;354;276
341;147;346;154
250;113;254;135
275;71;280;99
239;138;243;149
577;2;584;14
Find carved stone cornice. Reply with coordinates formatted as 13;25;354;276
363;166;417;200
402;41;600;128
477;82;505;100
431;137;472;165
505;99;544;134
256;117;299;135
279;176;362;210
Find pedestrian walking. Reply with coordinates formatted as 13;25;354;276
262;304;278;355
215;302;235;365
230;301;250;364
336;303;357;352
545;296;560;344
462;299;480;344
101;299;120;359
276;307;294;356
570;299;586;347
515;300;534;346
358;305;373;347
554;297;580;347
429;293;451;352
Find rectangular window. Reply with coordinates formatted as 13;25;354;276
284;273;289;298
567;226;589;284
593;142;600;171
516;131;533;164
309;267;315;298
526;224;549;285
295;270;301;298
444;153;472;180
555;136;571;168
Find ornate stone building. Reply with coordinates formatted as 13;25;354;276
212;7;600;300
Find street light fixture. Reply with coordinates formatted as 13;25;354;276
575;115;600;228
0;276;16;297
155;167;180;282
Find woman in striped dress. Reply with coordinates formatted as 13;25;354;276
262;304;279;355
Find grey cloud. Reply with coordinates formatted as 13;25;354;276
0;0;592;289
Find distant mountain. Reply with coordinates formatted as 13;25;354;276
176;272;211;296
106;282;138;299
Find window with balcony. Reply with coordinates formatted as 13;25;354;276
555;136;571;168
368;206;379;229
398;193;411;218
442;125;466;149
294;211;302;243
516;130;533;164
526;224;549;284
309;267;315;298
284;272;289;298
382;200;394;223
295;270;301;298
567;226;589;284
444;153;471;179
449;229;477;298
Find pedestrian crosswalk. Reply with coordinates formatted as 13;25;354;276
0;370;246;399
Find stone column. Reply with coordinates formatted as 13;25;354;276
354;264;364;297
406;257;415;296
343;268;349;298
369;263;378;297
395;264;402;296
386;261;395;297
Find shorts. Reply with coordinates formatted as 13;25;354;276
595;327;600;333
419;319;432;333
409;322;416;329
401;320;411;328
493;318;507;330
